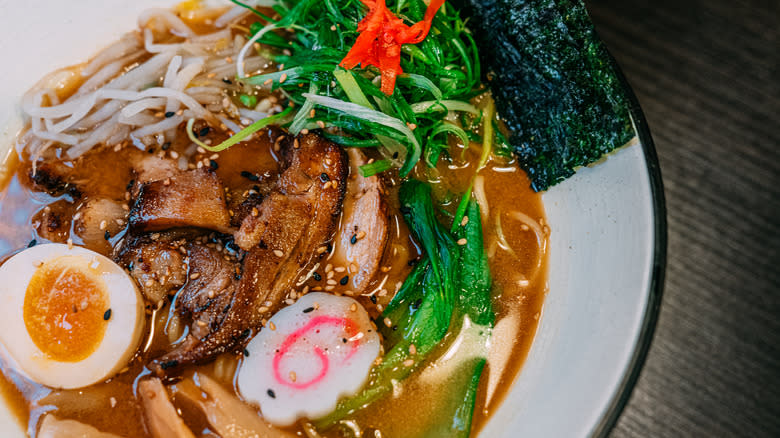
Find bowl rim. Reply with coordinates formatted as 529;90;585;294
589;49;668;437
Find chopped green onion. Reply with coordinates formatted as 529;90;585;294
452;97;495;229
397;73;443;100
333;68;374;109
186;107;295;153
238;94;258;108
411;100;481;115
302;93;421;176
289;82;319;134
358;159;392;177
429;121;471;149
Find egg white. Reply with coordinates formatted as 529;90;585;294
0;243;144;389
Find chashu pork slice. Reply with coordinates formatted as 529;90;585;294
151;133;347;373
329;148;389;295
128;168;232;234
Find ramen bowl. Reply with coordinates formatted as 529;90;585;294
0;1;665;436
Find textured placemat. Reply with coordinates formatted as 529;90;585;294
587;0;780;436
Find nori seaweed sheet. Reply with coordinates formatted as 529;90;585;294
453;0;635;191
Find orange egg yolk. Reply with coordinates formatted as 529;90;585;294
23;256;109;362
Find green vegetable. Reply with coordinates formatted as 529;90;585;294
186;107;294;152
238;93;257;108
230;0;486;175
316;181;493;437
358;159;393;177
454;0;635;191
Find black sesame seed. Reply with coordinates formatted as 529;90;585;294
209;160;219;170
160;360;178;370
164;111;175;118
27;239;37;248
350;234;357;245
412;298;422;310
147;147;155;154
103;309;112;320
342;338;347;343
240;328;251;338
267;389;276;398
392;325;398;331
243;348;250;357
126;179;135;190
312;272;321;281
104;230;111;240
370;295;377;304
162;142;171;151
327;242;333;253
320;173;330;182
241;170;259;181
303;307;314;313
199;127;211;137
222;78;233;84
392;151;399;159
339;275;349;285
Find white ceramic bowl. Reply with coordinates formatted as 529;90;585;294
0;1;666;437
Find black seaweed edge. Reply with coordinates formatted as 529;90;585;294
588;47;668;438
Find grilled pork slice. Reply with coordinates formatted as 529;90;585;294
151;133;347;373
28;161;82;198
330;148;389;294
114;234;189;304
128;168;232;234
174;243;238;340
73;198;127;247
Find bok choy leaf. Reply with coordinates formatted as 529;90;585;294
315;181;493;437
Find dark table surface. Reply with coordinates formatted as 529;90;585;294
585;1;779;437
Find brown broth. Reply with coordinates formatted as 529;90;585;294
0;9;548;438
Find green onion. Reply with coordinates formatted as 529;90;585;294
186;107;295;152
238;94;257;108
332;68;374;109
358;159;392;177
226;0;492;175
452;97;495;228
411;99;480;115
397;73;443;100
302;93;422;176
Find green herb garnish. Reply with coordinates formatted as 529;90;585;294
230;0;485;176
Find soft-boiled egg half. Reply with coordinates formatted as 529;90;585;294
0;243;144;389
238;292;381;426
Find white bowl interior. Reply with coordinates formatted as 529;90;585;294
0;2;659;437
